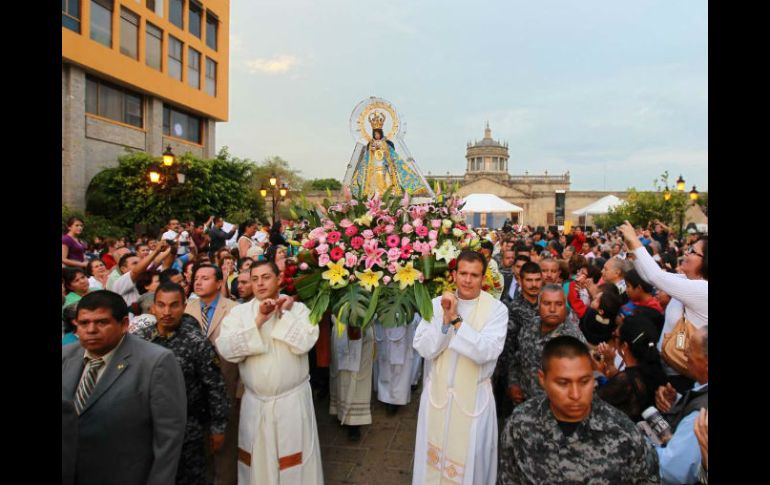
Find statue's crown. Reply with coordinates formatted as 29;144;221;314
368;111;386;130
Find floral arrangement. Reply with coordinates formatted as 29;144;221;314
286;186;481;330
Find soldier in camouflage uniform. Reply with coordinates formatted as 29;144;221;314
135;282;230;485
509;284;587;402
498;336;660;485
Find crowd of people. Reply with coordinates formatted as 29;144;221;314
62;213;708;484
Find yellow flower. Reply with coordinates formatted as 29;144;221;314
322;260;349;288
354;214;373;227
393;262;421;290
355;268;383;292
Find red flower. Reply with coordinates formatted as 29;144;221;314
327;231;342;244
350;236;365;249
400;245;413;259
303;240;317;249
330;246;345;261
373;225;385;236
386;235;401;248
345;225;359;237
448;258;457;270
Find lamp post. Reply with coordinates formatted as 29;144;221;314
148;145;186;218
260;174;288;224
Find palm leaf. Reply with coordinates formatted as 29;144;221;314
413;283;433;322
331;283;372;328
378;285;417;328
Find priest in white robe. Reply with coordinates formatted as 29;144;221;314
412;251;508;485
215;261;323;485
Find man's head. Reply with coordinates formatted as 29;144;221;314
75;290;130;357
538;284;568;329
159;268;184;286
686;326;708;384
624;269;654;302
237;271;255;301
539;258;561;284
135;243;151;258
479;240;494;261
167;219;180;232
193;264;223;300
238;257;255;273
610;242;622;256
513;254;531;281
562;245;575;260
214;216;225;228
135;271;160;295
152;282;186;332
501;249;516;270
250;261;281;301
453;250;487;300
539;335;594;422
601;257;625;284
519;262;543;301
117;253;139;275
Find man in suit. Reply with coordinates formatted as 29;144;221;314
62;399;77;485
62;290;187;485
186;264;240;485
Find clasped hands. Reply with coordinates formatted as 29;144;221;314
255;295;294;328
440;291;461;329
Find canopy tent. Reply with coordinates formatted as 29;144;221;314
461;193;524;228
572;195;623;216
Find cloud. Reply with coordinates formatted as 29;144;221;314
245;55;300;74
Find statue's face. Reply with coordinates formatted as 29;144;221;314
374;131;382;140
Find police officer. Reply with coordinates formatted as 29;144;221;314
498;335;660;484
135;282;230;485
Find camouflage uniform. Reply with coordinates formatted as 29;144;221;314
136;314;230;485
509;315;586;400
498;395;660;484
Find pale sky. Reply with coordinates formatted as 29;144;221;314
217;0;708;192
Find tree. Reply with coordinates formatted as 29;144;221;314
85;150;266;229
250;155;305;191
593;171;689;231
303;178;342;192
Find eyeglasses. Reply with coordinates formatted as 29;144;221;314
685;247;704;258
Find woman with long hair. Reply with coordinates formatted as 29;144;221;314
62;217;88;268
269;221;288;247
237;219;260;259
594;315;669;422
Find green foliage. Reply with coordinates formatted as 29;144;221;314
332;283;375;329
85;150;266;229
304;178;342;192
62;206;131;243
377;285;417;328
251;155;305;191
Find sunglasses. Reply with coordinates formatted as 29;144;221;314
685;247;704;258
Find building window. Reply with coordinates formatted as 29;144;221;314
90;0;113;47
169;0;184;29
146;22;163;70
146;0;155;11
205;11;218;50
189;1;202;38
119;8;139;59
168;36;183;80
188;48;200;89
205;57;217;96
163;105;202;144
86;76;144;128
62;0;81;33
547;213;555;225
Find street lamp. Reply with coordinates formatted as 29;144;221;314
148;162;162;184
676;175;686;192
261;177;288;223
148;146;186;220
689;186;699;201
162;145;175;167
663;186;671;201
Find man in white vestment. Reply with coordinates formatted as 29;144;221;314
412;250;509;485
215;261;323;485
373;313;421;415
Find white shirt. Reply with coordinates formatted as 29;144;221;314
111;271;140;307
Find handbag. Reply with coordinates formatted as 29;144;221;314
661;310;696;377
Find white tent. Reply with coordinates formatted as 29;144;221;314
572;195;623;216
461;193;525;227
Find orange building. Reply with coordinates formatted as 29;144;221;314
62;0;230;210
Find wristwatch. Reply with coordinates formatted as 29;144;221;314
450;316;463;328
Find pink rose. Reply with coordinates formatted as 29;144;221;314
362;229;374;239
345;225;359;237
387;247;401;262
416;225;429;237
428;240;438;249
386;235;401;248
412;218;423;227
344;252;358;268
309;227;327;239
339;219;354;228
316;243;329;255
431;219;442;229
350;236;365;250
299;262;309;271
402;224;414;234
327;231;342;244
428;230;438;240
387;263;398;274
318;253;330;266
318;236;327;245
383;276;392;285
385;224;395;234
401;237;411;247
323;220;336;231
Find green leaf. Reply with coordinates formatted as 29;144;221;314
377;285;417;328
331;283;372;328
361;285;382;329
294;271;322;301
308;285;330;324
413;283;433;322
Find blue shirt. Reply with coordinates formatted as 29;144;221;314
172;253;192;272
656;381;707;484
199;293;221;331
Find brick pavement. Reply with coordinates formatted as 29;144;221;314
314;387;421;485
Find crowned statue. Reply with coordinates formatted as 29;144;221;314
344;97;434;198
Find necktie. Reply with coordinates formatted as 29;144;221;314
201;304;212;331
74;358;105;415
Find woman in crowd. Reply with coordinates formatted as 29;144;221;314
86;259;110;290
269;221;288;246
237;219;260;259
62;268;92;308
594;315;669;422
580;283;623;346
62;217;88;269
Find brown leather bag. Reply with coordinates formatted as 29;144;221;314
661;311;696;378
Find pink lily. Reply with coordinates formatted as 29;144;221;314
363;240;386;270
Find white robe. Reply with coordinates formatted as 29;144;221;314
329;318;374;426
373;314;420;405
215;299;323;485
412;295;509;485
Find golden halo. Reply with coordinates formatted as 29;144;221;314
356;101;400;142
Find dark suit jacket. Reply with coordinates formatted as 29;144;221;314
62;334;187;485
62;399;77;485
